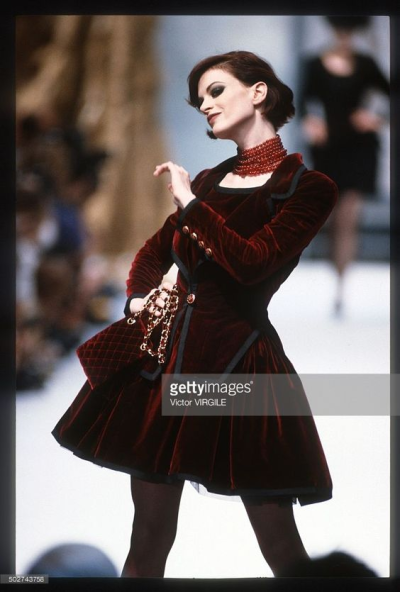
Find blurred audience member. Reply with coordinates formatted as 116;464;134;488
299;16;389;316
16;313;60;391
27;543;117;577
16;111;112;390
279;550;377;577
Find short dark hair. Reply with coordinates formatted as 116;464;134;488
326;16;371;31
187;51;295;139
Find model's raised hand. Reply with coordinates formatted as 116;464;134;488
154;161;196;209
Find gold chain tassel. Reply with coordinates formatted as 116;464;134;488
127;285;179;364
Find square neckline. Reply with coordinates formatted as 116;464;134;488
213;173;273;195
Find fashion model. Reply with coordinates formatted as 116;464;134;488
299;16;389;315
52;51;338;577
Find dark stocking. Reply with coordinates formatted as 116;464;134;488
330;189;363;314
242;499;309;576
121;477;184;577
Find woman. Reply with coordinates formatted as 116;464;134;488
52;51;338;577
299;16;389;315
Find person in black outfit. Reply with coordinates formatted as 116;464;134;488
299;16;389;315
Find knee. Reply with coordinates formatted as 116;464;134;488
334;195;363;227
132;516;178;553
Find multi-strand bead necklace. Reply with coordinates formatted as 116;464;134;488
233;134;287;177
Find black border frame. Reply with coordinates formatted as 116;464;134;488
3;2;400;590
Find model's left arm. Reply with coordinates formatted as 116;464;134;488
178;171;338;285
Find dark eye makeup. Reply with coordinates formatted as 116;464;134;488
211;86;224;97
197;85;225;108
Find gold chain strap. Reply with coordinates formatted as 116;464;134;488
127;284;179;365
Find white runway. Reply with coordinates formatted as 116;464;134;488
16;260;390;577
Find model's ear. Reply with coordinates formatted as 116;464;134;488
252;81;268;106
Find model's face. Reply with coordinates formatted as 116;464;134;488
197;68;257;140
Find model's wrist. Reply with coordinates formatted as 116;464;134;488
179;192;196;209
178;197;201;226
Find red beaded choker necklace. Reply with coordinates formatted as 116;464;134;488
233;134;287;177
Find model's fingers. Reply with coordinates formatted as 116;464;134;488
154;161;175;176
155;297;165;308
143;288;157;304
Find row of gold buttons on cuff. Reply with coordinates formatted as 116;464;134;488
182;225;212;257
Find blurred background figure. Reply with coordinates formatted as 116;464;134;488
16;15;172;391
27;543;118;577
16;116;111;389
299;16;389;317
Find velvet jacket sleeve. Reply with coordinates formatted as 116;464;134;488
177;170;338;286
124;210;179;314
123;169;213;315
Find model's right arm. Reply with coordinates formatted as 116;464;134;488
124;210;179;315
124;167;211;315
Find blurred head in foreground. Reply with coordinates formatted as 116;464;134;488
28;543;118;577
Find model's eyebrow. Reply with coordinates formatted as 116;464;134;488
206;81;224;92
198;81;225;105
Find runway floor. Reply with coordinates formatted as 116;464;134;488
16;260;391;577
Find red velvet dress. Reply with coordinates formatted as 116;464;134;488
52;153;337;506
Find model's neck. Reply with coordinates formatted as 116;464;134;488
234;119;277;151
333;34;354;56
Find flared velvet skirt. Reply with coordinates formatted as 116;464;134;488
52;324;333;507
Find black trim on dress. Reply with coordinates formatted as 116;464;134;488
51;430;332;506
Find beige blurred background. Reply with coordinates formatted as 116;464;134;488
17;15;173;258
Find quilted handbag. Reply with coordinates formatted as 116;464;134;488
77;285;179;389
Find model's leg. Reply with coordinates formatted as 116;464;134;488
329;189;363;314
242;499;309;577
121;477;184;577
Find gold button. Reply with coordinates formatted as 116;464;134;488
205;248;213;257
182;225;190;234
198;240;205;248
186;294;196;304
190;232;198;240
